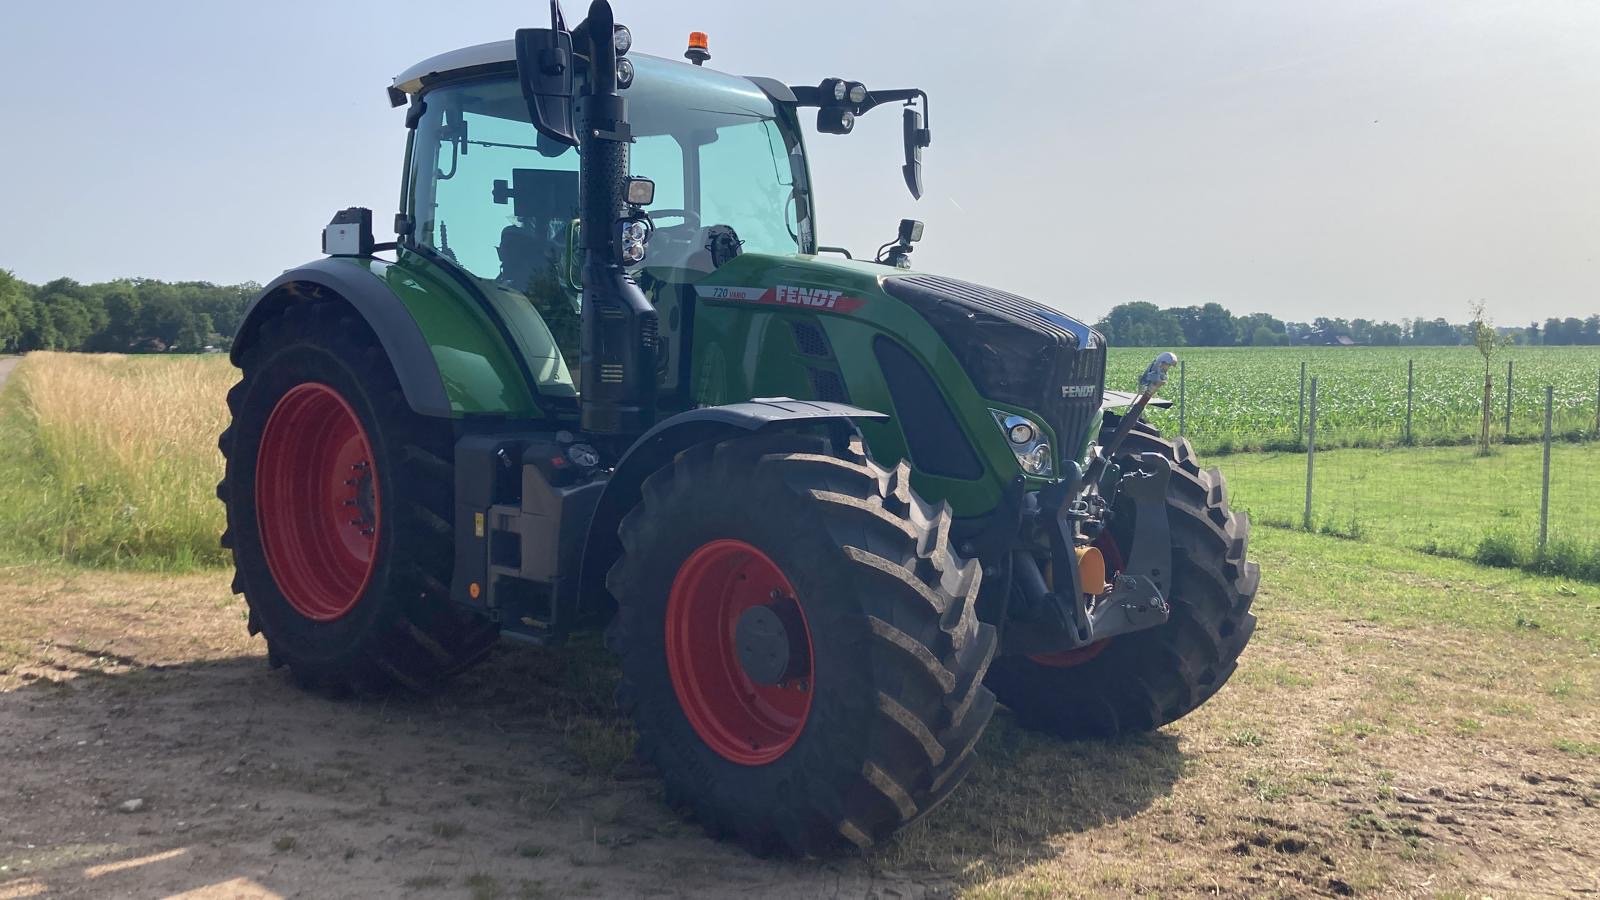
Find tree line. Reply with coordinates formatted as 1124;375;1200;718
1096;301;1600;347
0;270;258;353
3;269;1597;354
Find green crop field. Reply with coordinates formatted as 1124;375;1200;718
1106;345;1600;454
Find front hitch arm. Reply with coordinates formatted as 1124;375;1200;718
1000;452;1173;656
1085;453;1173;640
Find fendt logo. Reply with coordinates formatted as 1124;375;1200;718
1061;384;1098;399
774;285;843;309
695;284;867;314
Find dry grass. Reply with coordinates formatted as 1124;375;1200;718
0;352;234;568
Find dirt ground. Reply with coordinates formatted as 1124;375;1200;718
0;356;19;392
1;532;1598;898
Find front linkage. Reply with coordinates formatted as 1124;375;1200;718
970;353;1181;657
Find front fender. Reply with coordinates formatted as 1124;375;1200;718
578;399;888;620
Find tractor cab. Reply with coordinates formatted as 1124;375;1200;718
395;45;816;398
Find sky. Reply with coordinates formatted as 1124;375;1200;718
1;0;1596;326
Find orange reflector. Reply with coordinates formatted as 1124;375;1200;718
1076;546;1108;596
688;31;709;50
469;582;481;599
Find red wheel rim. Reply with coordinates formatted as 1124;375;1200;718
665;539;813;766
1029;532;1124;668
255;382;381;622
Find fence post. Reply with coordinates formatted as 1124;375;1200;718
1178;358;1186;437
1404;359;1414;444
1505;359;1513;439
1298;360;1306;445
1539;385;1553;559
1304;376;1318;531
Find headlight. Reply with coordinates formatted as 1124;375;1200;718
991;410;1052;476
620;219;648;264
847;82;868;104
615;57;635;89
613;25;633;55
830;79;848;102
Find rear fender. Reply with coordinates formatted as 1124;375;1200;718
234;258;452;416
232;256;548;418
578;399;888;622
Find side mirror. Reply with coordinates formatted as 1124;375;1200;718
515;27;577;147
901;106;930;199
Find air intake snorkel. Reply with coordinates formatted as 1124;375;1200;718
573;2;658;437
516;1;658;439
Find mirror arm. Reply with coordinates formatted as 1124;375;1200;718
784;85;928;124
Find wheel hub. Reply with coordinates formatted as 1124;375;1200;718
665;540;813;766
733;597;811;686
255;382;382;623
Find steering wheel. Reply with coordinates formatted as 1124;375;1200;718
648;209;701;229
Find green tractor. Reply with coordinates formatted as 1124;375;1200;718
217;0;1257;854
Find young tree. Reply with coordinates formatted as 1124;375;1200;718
1467;300;1511;455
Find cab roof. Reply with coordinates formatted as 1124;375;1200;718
391;40;789;103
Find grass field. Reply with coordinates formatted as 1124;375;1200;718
1223;442;1600;581
0;352;234;569
1107;345;1600;454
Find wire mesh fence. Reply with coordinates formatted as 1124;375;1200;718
1209;376;1600;583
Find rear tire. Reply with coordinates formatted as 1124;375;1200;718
218;298;498;692
607;433;997;854
984;424;1258;738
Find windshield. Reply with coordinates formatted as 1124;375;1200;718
407;58;813;282
623;59;812;258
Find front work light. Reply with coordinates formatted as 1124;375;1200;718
624;177;655;206
817;106;855;134
847;82;868;104
991;410;1052;477
613;24;633;54
616;56;635;89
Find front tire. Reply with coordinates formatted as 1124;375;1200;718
218;298;498;692
985;426;1258;739
607;433;997;854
